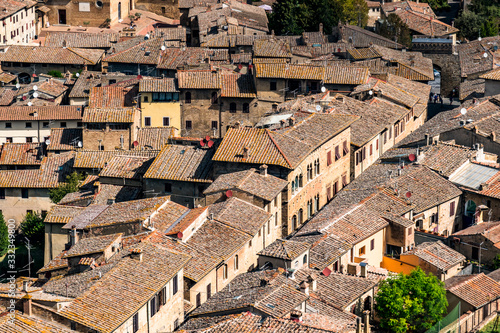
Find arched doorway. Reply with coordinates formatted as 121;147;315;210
118;2;122;20
464;200;477;228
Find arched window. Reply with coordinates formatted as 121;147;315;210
298;209;303;224
303;254;307;265
243;103;249;113
230;102;237;113
185;92;191;104
211;92;218;104
292;215;297;230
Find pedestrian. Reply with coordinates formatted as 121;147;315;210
450;96;453;105
434;94;438;104
439;94;443;104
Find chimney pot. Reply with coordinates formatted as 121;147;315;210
130;249;143;262
23;294;32;316
260;164;268;177
299;281;309;295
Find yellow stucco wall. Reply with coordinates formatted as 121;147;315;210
381;256;417;275
141;94;181;129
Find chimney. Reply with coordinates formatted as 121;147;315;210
364;311;371;333
360;262;368;278
289;117;295;126
260;164;268;177
290;310;303;322
356;317;363;333
424;134;430;146
480;183;489;191
280;119;286;128
23;294;32;317
130;249;143;262
70;226;79;246
107;197;116;205
210;213;214;220
299;281;309;295
307;274;317;291
491;132;496;142
234;121;241;129
243;147;249;159
475;143;485;162
260;278;268;287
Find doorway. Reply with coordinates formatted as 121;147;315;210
58;9;66;24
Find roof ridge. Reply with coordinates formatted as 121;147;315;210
265;129;292;169
66;47;96;65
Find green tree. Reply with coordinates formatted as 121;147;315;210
49;171;85;204
342;0;369;27
47;70;63;78
454;11;482;41
0;212;8;256
375;268;448;333
269;0;312;35
419;0;450;12
481;17;499;38
20;212;45;244
378;13;412;48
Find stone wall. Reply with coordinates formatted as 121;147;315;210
424;53;460;98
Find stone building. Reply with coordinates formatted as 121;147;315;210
450;221;500;266
212;113;358;236
139;78;181;129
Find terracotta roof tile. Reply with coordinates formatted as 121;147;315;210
104;37;162;65
44;31;119;48
0;45;104;65
402;241;465;270
445;273;500;308
47;128;83;151
258;239;310;260
82;107;136;123
0;105;82;121
74;150;159;169
254;39;292;58
178;70;221;89
135;127;175;150
220;73;256;98
157;48;229;69
99;155;154;180
45;205;85;224
0;307;74;333
0;143;42;165
139;78;178;92
64;233;122;258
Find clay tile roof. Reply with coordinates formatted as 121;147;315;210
0;71;16;84
402;241;465;270
45;205;85;224
74;150;159;169
0;143;42;165
99;155;154;180
59;241;190;333
255;63;370;85
44;31;119;48
15;79;69;99
445;273;500;308
0;0;35;20
37;251;68;274
178;70;221;89
155;27;187;41
459;79;485;101
88;86;128;108
220;73;256;98
47;128;83;151
291;233;351;270
0;152;73;188
394;10;458;37
82;107;136;123
481;67;500;81
148;201;191;233
214;113;358;169
0;307;74;333
104;37;162;65
139;78;178;92
339;24;404;49
348;47;382;60
209;197;272;235
64;233;122;258
452;221;500;243
84;196;170;229
258;239;310;260
158;47;229;69
0;45;104;65
135;127;175;150
0;105;82;121
254;39;292;58
0;87;15;106
144;145;214;183
204;168;288;201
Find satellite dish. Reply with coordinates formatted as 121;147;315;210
33;92;38;98
368;90;373;96
478;36;482;41
144;33;150;40
45;139;50;145
15;83;20;89
22;96;27;101
177;232;183;239
161;45;166;51
238;64;243;70
409;153;416;162
484;52;488;58
137;75;143;80
226;190;233;198
207;140;214;148
205;135;210;141
406;191;412;198
133;141;139;147
200;139;205;147
77;141;83;148
320;86;326;93
315;105;321;112
33;85;38;91
76;73;80;77
27;102;32;106
460;108;467;115
322;267;331;277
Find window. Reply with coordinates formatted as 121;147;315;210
211;92;218;104
389;126;392;139
234;255;239;271
314;195;320;212
450;201;455;216
43;122;49;128
186;120;192;130
327;185;332;201
207;284;211;299
303;254;308;265
25;122;32;128
6;138;12;143
249;239;252;247
161;6;166;13
172;274;178;295
70;322;76;330
185;91;191;103
144;117;151;127
335;145;341;161
270;81;277;91
243;103;249;113
315;159;320;175
174;319;179;330
370;239;375;251
211;121;218;130
327;151;332;166
21;188;28;199
150;297;157;317
229;102;237;113
132;313;139;333
342;174;347;187
222;264;228;279
26;210;33;215
333;180;339;195
376;139;379;151
163;117;170;126
99;145;104;151
0;188;4;199
267;220;270;234
60;122;66;128
5;122;11;128
472;246;479;260
408;228;412;235
143;95;149;102
164;183;172;193
196;293;201;307
359;246;366;256
343;141;349;155
370;144;373;156
26;137;32;143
